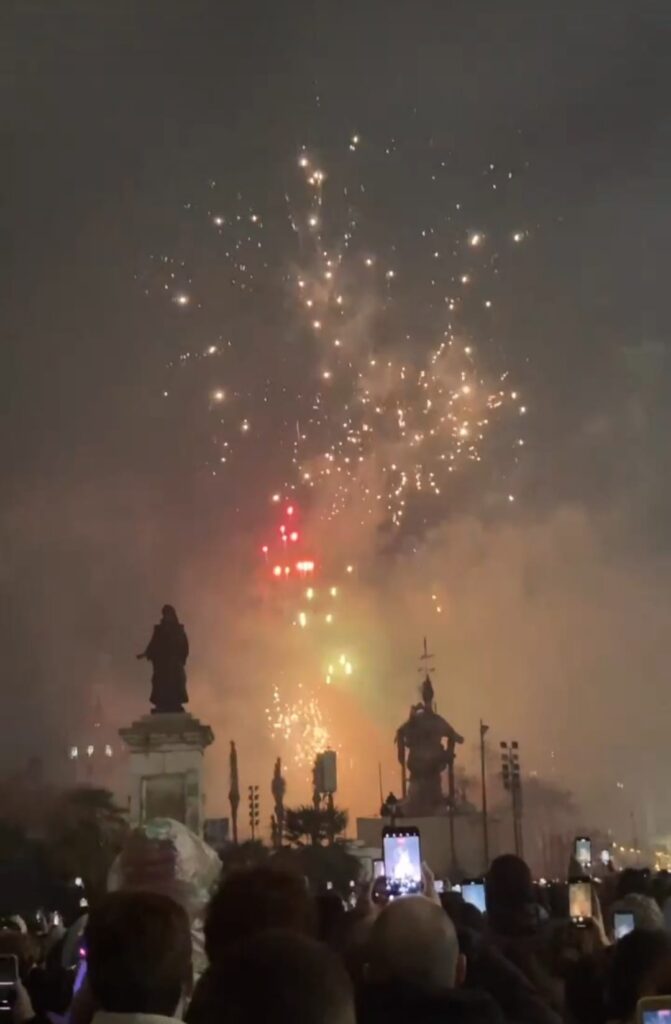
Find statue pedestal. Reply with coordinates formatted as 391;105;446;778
119;712;214;836
356;812;502;879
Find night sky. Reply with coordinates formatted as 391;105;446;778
5;1;671;835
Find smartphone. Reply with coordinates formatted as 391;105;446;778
382;826;422;896
614;911;635;940
372;858;385;880
462;879;487;913
574;836;592;871
0;955;18;1012
569;877;593;926
637;997;671;1024
435;880;445;894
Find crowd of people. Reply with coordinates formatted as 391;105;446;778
4;851;671;1024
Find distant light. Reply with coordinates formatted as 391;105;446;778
469;233;483;247
346;564;354;573
286;505;295;516
206;345;218;355
104;744;113;757
272;565;282;577
308;215;319;228
212;389;225;403
306;588;315;600
79;897;88;909
174;293;190;306
289;531;299;542
512;231;525;242
240;420;250;432
325;613;333;624
299;155;309;168
508;494;515;502
271;493;281;503
69;746;78;760
365;257;374;267
298;612;307;628
213;216;224;227
86;745;94;757
330;586;337;597
74;877;84;888
261;545;269;554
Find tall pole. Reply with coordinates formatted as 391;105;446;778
480;720;490;871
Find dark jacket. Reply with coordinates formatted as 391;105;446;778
357;980;505;1024
459;928;562;1024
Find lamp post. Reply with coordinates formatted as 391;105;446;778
501;741;523;857
480;721;490;871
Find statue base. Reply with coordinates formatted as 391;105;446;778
119;712;214;837
356;811;502;879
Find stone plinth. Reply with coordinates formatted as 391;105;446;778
119;712;214;836
356;812;502;879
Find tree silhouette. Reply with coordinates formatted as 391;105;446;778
46;787;128;904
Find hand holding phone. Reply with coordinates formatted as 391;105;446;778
614;911;635;940
569;877;593;927
382;826;422;897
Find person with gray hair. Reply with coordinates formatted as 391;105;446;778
359;896;504;1024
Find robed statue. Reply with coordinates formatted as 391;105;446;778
395;673;463;816
137;604;189;713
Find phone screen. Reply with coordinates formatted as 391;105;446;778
642;1012;671;1024
575;836;592;870
373;858;385;880
462;881;487;913
0;956;18;987
383;828;422;895
569;879;592;923
614;911;635;940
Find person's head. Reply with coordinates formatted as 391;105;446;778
611;893;664;933
617;868;650;899
188;929;354;1024
204;865;316;963
486;854;537;934
367;895;465;994
606;929;671;1021
162;604;178;624
85;891;192;1017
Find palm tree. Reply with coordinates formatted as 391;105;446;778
284;804;348;847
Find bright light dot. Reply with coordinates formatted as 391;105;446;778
386;269;395;279
345;662;353;676
287;505;294;515
325;613;333;624
346;564;354;574
207;345;217;355
520;406;527;415
351;134;360;145
460;274;470;284
271;493;281;503
212;389;225;402
299;155;309;168
272;565;282;577
508;494;515;502
298;611;307;628
289;531;299;542
306;588;314;600
308;215;319;228
312;320;322;329
469;233;483;247
330;586;337;597
322;370;332;380
213;216;224;227
461;384;471;395
261;545;269;554
512;231;524;242
365;257;374;267
484;300;492;308
174;293;190;306
240;419;250;432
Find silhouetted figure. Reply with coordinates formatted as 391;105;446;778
137;605;189;713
